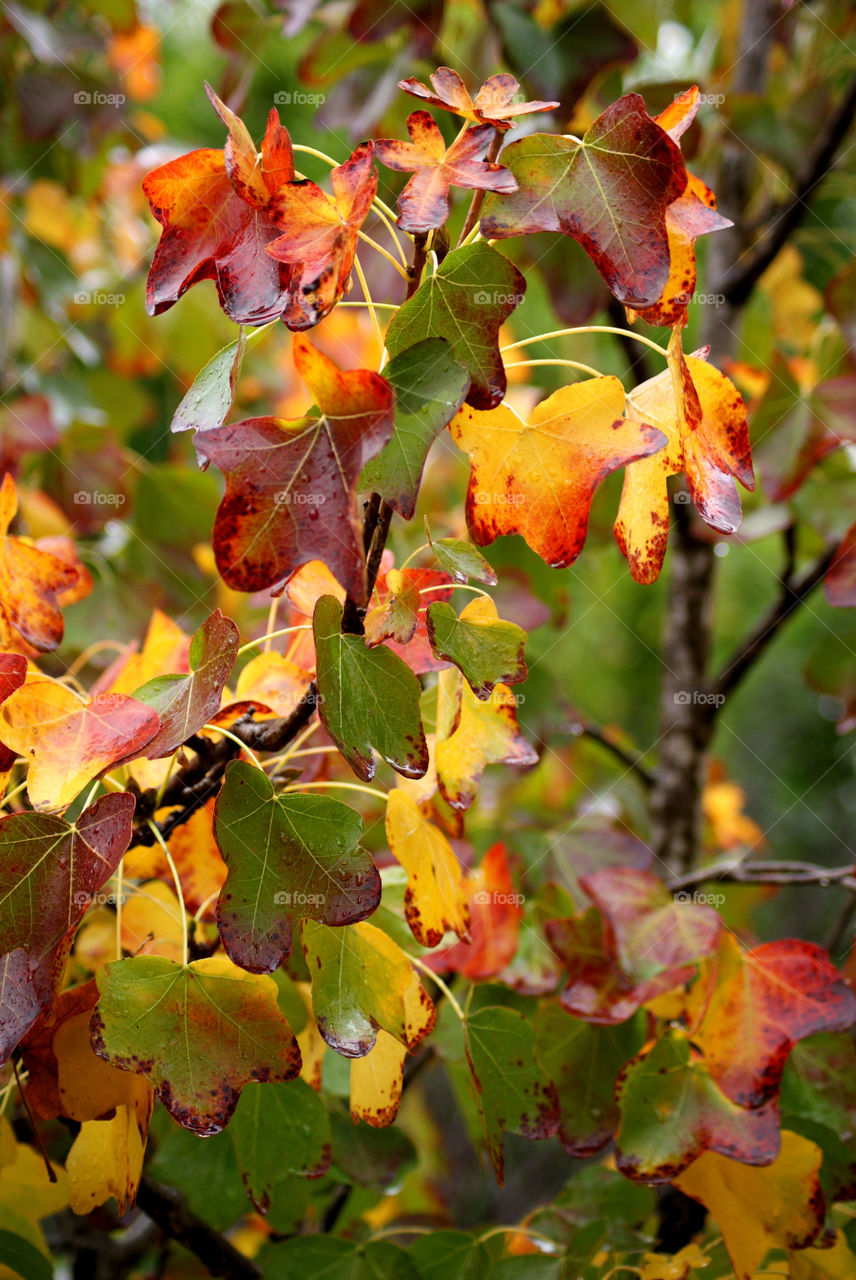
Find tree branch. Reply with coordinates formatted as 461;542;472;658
669;856;856;894
567;717;655;789
709;545;837;705
136;1176;262;1280
718;70;856;306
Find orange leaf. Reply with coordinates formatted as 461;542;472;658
397;67;558;129
451;377;667;568
0;474;80;652
0;681;159;810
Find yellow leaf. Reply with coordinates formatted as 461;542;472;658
235;651;314;718
54;1010;155;1129
451;376;665;568
350;1029;407;1127
106;608;189;695
0;679;159;810
788;1230;856;1279
641;1243;709;1279
385;788;469;947
703;769;765;851
673;1131;824;1280
436;675;537;810
120;880;185;961
0;1117;68;1228
67;1107;147;1215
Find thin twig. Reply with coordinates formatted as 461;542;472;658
136;1176;262;1280
567;718;655;789
709;546;837;706
669;856;856;893
718;71;856;305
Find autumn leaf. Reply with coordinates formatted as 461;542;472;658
359;339;470;519
0;796;134;1062
100;608;190;697
364;568;421;647
132;610;239;756
374;111;517;233
124;800;226;921
687;934;856;1108
232;650;314;720
464;1005;559;1184
66;1107;148;1216
615;1031;781;1182
583;866;722;985
0;950;40;1066
202;335;394;602
213;760;381;972
632;88;732;328
427;841;521;978
229;1078;331;1211
0;652;26;782
451;377;667;569
350;1029;407;1127
373;566;455;675
673;1131;825;1280
825;522;856;607
385;788;469;947
0;681;159;811
435;674;537;811
90;953;302;1135
301;919;436;1056
535;1000;646;1156
120;881;185;961
266;142;377;329
397;67;558;128
547;907;698;1025
615;348;754;583
385;243;525;410
313;594;429;781
144;86;297;324
425;596;526;698
0;473;80;652
481;94;688;307
18;980;100;1120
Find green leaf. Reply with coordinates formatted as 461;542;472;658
408;1231;491;1280
481;95;687;308
0;1231;52;1280
313;595;429;781
91;955;301;1135
384;244;525;411
615;1031;781;1183
261;1237;423;1280
213;760;380;972
464;1005;559;1185
426;532;498;586
534;1000;645;1156
301;919;436;1057
229;1079;331;1212
133;609;239;757
328;1110;417;1191
425;599;527;698
148;1120;248;1230
171;330;246;434
359;339;470;519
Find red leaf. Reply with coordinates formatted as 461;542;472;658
397;67;558;129
143;87;297;324
266;142;377;329
375;112;517;233
202;336;394;601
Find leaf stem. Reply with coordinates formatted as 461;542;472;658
355;230;409;280
236;625;312;657
501;327;669;358
419;583;490;599
146;819;189;966
200;724;262;769
263;596;278;655
266;720;322;772
410;956;465;1021
278;780;387;801
476;1225;560;1251
352;254;387;362
503;357;603;378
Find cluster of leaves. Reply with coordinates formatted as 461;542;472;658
2;1;856;1277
